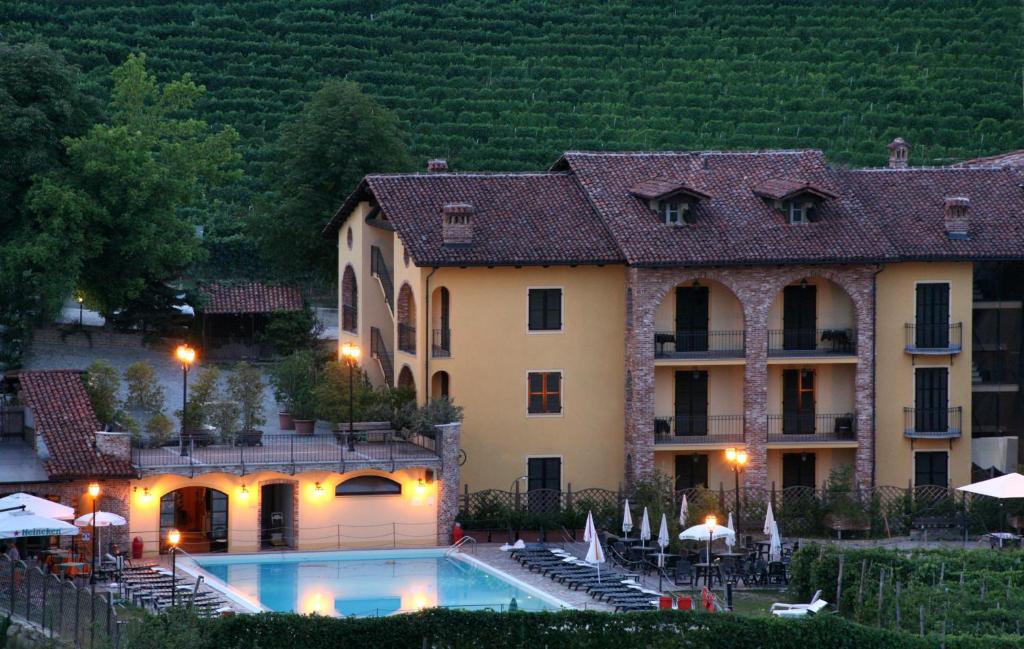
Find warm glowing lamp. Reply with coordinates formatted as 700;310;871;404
87;482;101;499
167;529;181;547
724;447;737;463
736;449;749;466
167;528;181;607
314;481;324;497
341;342;361;361
415;479;427;498
239;484;249;499
705;514;717;527
175;344;196;366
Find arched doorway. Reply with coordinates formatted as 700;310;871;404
431;371;450;399
159;487;228;553
397;365;415;392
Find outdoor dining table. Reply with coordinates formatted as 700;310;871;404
714;551;746;560
692;562;722;587
646;552;680;569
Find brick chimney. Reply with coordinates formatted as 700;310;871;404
427;159;448;172
442;203;474;245
944;196;970;239
887;137;909;169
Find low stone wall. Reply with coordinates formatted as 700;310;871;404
5;618;65;649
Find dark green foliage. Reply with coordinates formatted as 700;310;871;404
256;305;321;356
790;545;1024;639
122;607;1024;649
84;360;121;426
2;0;1020;186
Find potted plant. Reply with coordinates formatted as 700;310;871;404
291;391;318;436
229;362;266;446
270;350;318;431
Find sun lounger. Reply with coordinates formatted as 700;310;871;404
771;599;829;617
770;590;822;612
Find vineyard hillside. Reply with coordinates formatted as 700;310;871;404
3;0;1022;181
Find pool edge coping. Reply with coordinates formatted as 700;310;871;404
451;552;576;611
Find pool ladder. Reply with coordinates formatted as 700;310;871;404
445;535;477;556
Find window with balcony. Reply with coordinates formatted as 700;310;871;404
675;370;708;436
528;288;562;331
915;367;949;432
914;451;948;488
915;283;951;349
527;372;562;414
674;454;708;490
782;369;815;435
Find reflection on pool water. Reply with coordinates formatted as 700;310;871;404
196;549;564;617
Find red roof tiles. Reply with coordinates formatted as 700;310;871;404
628;178;711;201
199;283;303;314
16;370;135;479
750;177;837;201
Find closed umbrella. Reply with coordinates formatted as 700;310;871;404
679;494;689;528
622;499;633;538
639;507;651;549
0;511;80;539
584;511;606;583
763;502;776;535
0;493;74;521
657;513;670;565
768;520;782;562
583;511;596;543
725;512;736;548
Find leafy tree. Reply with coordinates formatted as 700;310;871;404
252;80;411;283
84;360;121;427
27;53;241;319
227;362;266;431
176;366;221;431
122;361;165;416
258;306;322;356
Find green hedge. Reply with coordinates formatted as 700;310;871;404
124;608;1024;649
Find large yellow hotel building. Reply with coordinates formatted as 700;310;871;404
326;140;1024;497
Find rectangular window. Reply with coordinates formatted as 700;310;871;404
528;288;562;331
659;200;691;225
914;452;948;488
782;453;816;489
782;369;815;435
527;457;561;513
675;454;709;490
528;372;562;414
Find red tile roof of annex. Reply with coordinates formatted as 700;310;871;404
199;282;304;315
16;370;135;479
324;148;1024;267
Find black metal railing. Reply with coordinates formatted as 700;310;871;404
904;322;963;353
767;412;857;441
654;330;745;358
398;323;416;354
370;245;394;313
904;407;962;438
653;414;744;443
433;328;451;358
342;304;357;332
132;431;442;472
371;326;394;385
768;328;857;355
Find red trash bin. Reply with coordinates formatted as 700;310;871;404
131;536;143;559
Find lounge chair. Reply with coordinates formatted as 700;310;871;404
770;590;822;613
771;599;829;617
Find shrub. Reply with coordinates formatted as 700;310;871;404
146;412;175;447
412;397;464;435
122;361;165;415
258;306;322;356
176;366;220;430
311;361;367;426
84;360;121;427
227;362;265;430
269;350;319;414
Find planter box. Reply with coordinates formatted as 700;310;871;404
278;412;295;430
293;419;315;436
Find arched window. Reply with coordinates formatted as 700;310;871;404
335;475;402;496
431;371;450;398
342;265;358;333
398;365;415;392
397;283;416;354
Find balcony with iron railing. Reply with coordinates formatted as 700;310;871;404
904;407;963;439
767;412;857;443
432;328;451;358
653;414;744;445
131;430;442;477
398;323;416;354
767;328;857;357
654;330;745;360
370;326;394;385
904;323;962;355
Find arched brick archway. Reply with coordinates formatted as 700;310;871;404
342;265;358;332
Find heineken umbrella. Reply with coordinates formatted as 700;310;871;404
680;522;735;566
0;493;74;521
74;512;127;528
622;499;633;538
0;511;80;539
639;507;652;549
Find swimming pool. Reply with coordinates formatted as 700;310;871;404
190;549;568;616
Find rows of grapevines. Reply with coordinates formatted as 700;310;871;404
3;0;1021;183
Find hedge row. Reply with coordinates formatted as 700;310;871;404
123;608;1024;649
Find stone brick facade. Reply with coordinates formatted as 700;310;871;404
435;422;462;544
624;264;877;491
94;432;130;462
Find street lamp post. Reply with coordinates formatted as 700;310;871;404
724;447;749;536
88;482;100;590
167;529;181;608
76;294;84;328
175;344;196;457
340;342;361;452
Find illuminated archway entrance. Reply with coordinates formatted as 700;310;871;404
159;487;228;553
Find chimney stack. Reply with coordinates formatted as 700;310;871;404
427;159;448;172
887;137;909;169
442;203;474;245
943;197;970;239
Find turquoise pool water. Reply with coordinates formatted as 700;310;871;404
196;550;563;616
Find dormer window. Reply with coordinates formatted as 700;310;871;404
783;200;818;225
657;199;694;225
629;178;710;227
752;178;837;225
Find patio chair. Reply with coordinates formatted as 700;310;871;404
673;560;694;586
765;561;788;585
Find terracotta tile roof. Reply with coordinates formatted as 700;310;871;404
554;150;895;266
199;282;303;314
750;177;837;201
340;173;623;266
838;167;1024;260
950;150;1024;168
628;178;711;201
16;370;135;479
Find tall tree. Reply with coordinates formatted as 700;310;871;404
0;42;98;369
252;80;411;284
27;53;242;318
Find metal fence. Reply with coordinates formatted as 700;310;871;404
0;554;124;649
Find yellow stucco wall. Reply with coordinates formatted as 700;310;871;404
875;261;973;488
654;279;744;331
765;448;857;490
427;265;626;491
767;276;856;330
654;365;744;418
129;469;437;556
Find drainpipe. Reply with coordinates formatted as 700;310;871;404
871;265;885;489
425;267;438;402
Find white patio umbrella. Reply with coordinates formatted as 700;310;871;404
639;507;652;548
679;494;689;528
0;511;80;539
680;522;735;565
657;513;670;567
957;473;1024;499
0;493;74;521
764;501;776;535
584;511;606;582
622;499;633;538
75;511;127;558
768;520;783;562
725;512;736;548
583;511;596;543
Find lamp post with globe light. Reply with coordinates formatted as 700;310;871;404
340;342;361;451
175;344;196;457
724;447;748;535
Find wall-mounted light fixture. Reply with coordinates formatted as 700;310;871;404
314;481;324;497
